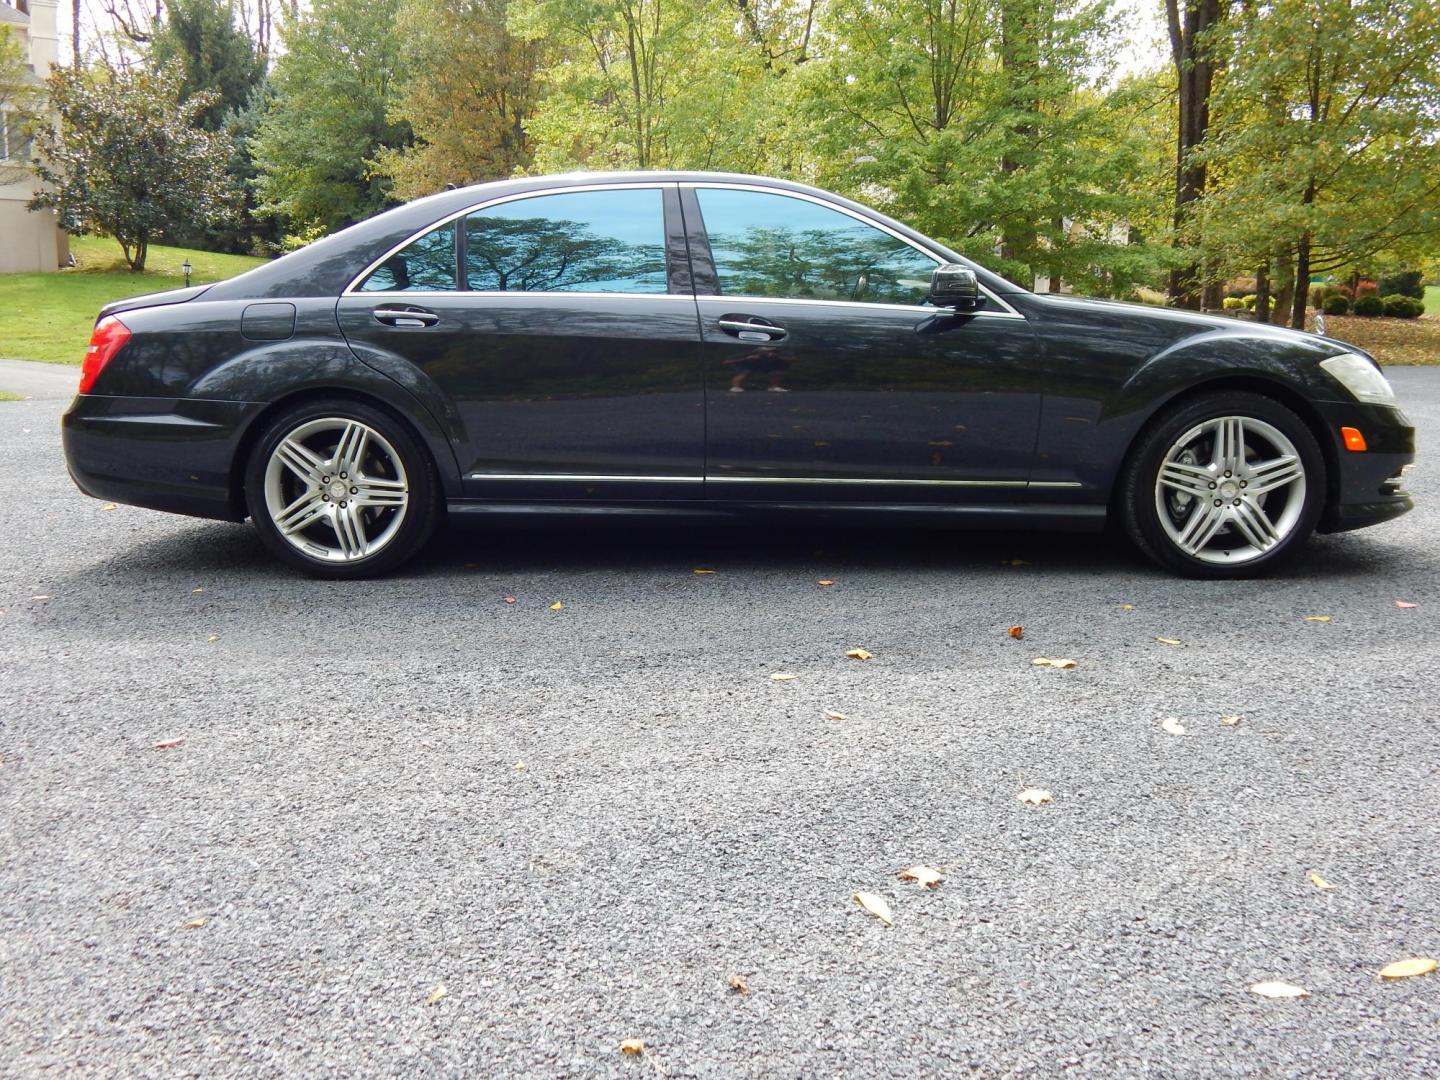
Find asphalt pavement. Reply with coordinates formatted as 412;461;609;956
1;367;1437;1078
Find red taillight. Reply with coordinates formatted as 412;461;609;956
79;315;132;394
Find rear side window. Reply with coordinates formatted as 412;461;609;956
464;188;667;294
694;188;938;306
358;222;457;292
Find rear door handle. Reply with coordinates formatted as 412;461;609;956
373;306;439;328
717;317;787;342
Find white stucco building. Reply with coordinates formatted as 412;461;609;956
1;0;68;273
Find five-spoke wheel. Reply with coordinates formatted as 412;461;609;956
246;399;440;577
1123;391;1325;577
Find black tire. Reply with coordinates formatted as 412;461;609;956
244;397;441;579
1119;390;1326;579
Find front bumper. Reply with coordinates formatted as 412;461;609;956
62;394;265;521
1313;399;1415;533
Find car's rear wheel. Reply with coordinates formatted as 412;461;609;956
1121;390;1325;578
245;398;440;578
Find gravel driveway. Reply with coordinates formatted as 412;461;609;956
2;369;1437;1078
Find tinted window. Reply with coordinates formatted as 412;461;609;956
464;188;667;293
359;222;457;292
695;188;939;305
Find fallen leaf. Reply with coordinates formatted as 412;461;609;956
153;738;185;750
898;865;944;888
817;579;835;587
693;568;717;575
1249;981;1311;999
1018;788;1053;806
513;761;527;771
1304;615;1332;623
1220;714;1243;727
206;634;220;643
1161;717;1186;736
727;974;750;995
1395;600;1417;609
426;983;447;1005
1007;625;1024;639
854;891;894;926
845;648;873;661
770;672;798;682
549;602;563;610
31;595;49;601
619;1038;646;1056
823;710;847;722
1379;957;1437;980
191;587;204;594
1156;637;1182;646
101;503;117;511
503;596;517;604
1031;657;1077;669
1308;871;1337;891
182;917;205;929
1119;603;1135;611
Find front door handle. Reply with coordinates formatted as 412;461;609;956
373;306;439;328
717;316;787;342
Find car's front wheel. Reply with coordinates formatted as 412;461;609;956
245;398;440;578
1121;390;1326;578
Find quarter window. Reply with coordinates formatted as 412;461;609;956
358;222;457;292
464;188;667;294
694;188;939;306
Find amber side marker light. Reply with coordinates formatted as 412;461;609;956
1340;426;1368;452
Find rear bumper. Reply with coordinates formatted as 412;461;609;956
1313;400;1415;534
62;394;264;521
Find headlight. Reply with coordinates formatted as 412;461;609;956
1320;352;1396;406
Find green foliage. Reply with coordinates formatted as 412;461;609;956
28;68;238;272
1222;296;1245;310
1382;294;1424;318
1352;294;1385;317
151;0;266;130
1379;270;1425;300
250;0;411;233
1321;294;1350;315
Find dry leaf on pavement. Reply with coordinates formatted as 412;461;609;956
1155;637;1182;646
1395;600;1417;609
693;569;717;574
1304;615;1332;622
845;648;873;660
770;672;798;682
101;503;117;511
817;579;835;587
1119;603;1135;611
1220;714;1243;727
1007;625;1024;639
513;761;527;771
854;891;894;925
153;738;185;750
549;601;563;610
1161;717;1186;736
1249;981;1311;999
727;974;750;995
206;634;220;642
503;596;516;604
1307;871;1337;891
183;917;205;929
898;865;944;888
620;1038;646;1055
823;710;847;721
1032;657;1077;669
1379;957;1437;980
1018;788;1053;806
426;983;447;1005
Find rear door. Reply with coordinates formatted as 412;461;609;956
337;183;704;502
683;184;1042;502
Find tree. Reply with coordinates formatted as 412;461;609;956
151;0;266;130
28;67;237;271
250;0;410;235
1;26;43;187
376;0;543;198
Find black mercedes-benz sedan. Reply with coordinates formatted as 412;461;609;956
61;172;1415;578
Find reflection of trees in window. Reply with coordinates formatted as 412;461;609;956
361;223;457;292
464;216;665;293
709;227;935;305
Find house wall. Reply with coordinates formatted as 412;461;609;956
1;0;68;273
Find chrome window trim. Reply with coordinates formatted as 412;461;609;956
349;290;698;303
685;182;1024;320
343;181;676;297
465;472;1082;489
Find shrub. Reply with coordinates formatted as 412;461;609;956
1222;297;1245;311
1382;294;1424;318
1353;294;1385;316
1242;294;1257;309
1379;271;1424;300
1355;281;1379;297
1322;295;1350;315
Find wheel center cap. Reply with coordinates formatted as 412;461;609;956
1218;479;1239;499
328;480;348;500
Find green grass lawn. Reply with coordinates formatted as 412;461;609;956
1425;284;1439;316
0;235;269;365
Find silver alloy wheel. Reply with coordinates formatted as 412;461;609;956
262;417;409;562
1154;415;1307;565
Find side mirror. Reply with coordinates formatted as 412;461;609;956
929;264;985;312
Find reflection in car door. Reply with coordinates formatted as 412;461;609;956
683;184;1043;503
336;183;705;503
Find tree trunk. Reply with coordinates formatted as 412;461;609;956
1290;233;1310;329
1271;247;1294;326
1253;261;1269;323
72;0;81;66
1165;0;1225;309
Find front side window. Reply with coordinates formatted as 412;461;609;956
694;188;939;306
358;222;457;292
464;188;667;294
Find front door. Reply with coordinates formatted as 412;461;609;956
337;184;705;503
683;185;1042;503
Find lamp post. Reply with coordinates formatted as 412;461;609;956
182;259;192;287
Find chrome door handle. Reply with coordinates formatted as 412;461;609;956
717;317;787;341
373;307;439;327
